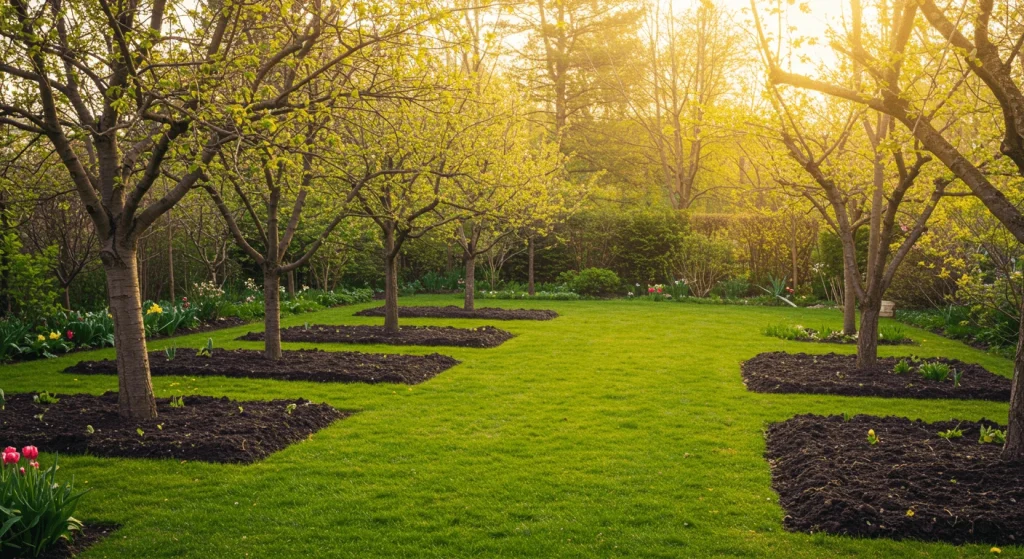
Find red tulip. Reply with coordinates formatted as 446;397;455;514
18;467;24;475
21;446;37;460
3;451;20;464
3;447;14;455
67;330;74;340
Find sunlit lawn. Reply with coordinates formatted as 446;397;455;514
0;295;1014;558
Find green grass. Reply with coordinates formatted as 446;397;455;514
0;296;1014;557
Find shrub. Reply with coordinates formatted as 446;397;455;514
558;268;621;297
0;446;88;558
673;233;734;297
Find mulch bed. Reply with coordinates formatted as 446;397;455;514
742;352;1010;401
39;523;119;558
162;316;250;338
766;414;1024;546
0;392;346;464
355;305;558;321
238;325;514;348
64;348;459;385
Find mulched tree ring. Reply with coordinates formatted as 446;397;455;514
355;305;558;321
238;324;514;348
39;523;119;559
65;349;459;385
0;392;346;464
742;352;1010;401
766;414;1024;546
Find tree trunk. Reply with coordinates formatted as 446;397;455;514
288;270;295;294
1002;298;1024;460
167;212;175;302
856;301;881;369
383;226;400;334
528;236;536;296
843;265;857;335
464;253;476;311
103;245;158;420
263;267;282;360
63;284;72;311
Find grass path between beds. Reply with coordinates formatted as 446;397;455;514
0;295;1013;558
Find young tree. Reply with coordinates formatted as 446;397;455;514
753;0;1024;457
754;0;945;367
0;1;418;419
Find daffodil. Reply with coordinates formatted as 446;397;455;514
36;334;45;342
146;303;163;315
48;332;59;340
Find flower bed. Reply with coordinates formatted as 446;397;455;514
239;324;514;348
0;392;346;464
766;414;1024;546
355;305;558;321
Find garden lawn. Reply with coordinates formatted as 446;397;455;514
0;296;1014;558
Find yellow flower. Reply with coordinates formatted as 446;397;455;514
905;509;914;517
146;303;163;315
48;332;59;340
36;335;45;342
991;548;1001;554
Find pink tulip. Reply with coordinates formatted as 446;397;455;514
3;451;20;465
3;447;15;455
29;461;38;469
18;468;24;475
21;446;37;460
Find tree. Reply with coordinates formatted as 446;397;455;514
610;0;743;209
514;0;643;133
0;1;420;419
753;0;1024;457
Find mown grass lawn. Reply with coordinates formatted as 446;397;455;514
0;296;1014;558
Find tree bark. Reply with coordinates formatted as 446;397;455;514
856;301;881;369
167;211;175;302
63;285;72;311
843;265;857;335
263;267;282;360
103;245;158;420
464;253;476;311
383;225;400;333
1003;298;1024;459
528;236;536;296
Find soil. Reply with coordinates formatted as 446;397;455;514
162;316;250;338
355;305;558;321
238;324;514;348
0;392;346;464
65;349;458;385
742;352;1009;401
766;414;1024;546
39;523;119;559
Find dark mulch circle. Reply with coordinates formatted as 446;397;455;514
766;414;1024;546
39;523;119;559
0;392;346;464
238;324;514;348
64;348;459;385
741;352;1010;401
355;305;558;321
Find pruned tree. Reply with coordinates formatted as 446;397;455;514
0;0;424;419
753;0;1024;457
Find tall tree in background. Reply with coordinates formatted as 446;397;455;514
514;0;643;134
612;0;743;209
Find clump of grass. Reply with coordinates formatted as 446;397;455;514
892;359;912;375
918;361;952;382
879;323;910;344
979;425;1006;445
937;425;963;440
763;324;810;341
